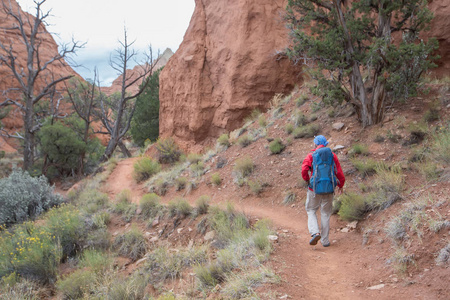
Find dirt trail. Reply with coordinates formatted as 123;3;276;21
103;159;398;300
102;157;146;202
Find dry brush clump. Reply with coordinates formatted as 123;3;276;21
156;137;183;164
112;226;147;262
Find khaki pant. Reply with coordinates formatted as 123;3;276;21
305;189;333;245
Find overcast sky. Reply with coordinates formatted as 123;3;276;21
16;0;195;86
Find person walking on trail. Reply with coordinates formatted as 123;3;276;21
301;135;345;247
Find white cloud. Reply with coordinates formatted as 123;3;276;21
16;0;195;85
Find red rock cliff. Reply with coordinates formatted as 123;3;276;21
427;0;450;77
159;0;301;151
0;0;80;152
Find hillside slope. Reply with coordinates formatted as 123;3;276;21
101;82;450;299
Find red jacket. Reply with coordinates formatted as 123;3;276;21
301;145;345;189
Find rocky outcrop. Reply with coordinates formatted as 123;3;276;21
103;48;174;96
427;0;450;77
0;0;79;152
159;0;302;151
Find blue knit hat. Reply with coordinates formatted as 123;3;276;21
314;135;329;146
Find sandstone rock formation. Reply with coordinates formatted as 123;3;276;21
159;0;450;151
159;0;302;151
102;48;174;96
0;0;80;152
427;0;450;77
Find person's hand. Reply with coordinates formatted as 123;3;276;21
336;187;343;195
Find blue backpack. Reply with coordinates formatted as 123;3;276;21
309;147;338;194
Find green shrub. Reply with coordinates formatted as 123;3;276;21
187;153;202;165
293;111;308;127
351;158;379;177
168;198;192;218
85;229;111;251
196;196;210;215
217;134;230;147
337;193;367;221
106;273;149;300
133;157;161;182
327;109;335;118
233;156;255;179
195;263;224;289
430;125;450;164
374;165;404;197
190;161;205;177
116;189;132;203
248;180;263;195
43;204;85;259
0;277;42;300
38;121;86;176
0;170;63;226
252;227;271;252
258;114;267;127
296;94;309;107
175;176;188;191
285;123;294;134
145;246;207;285
78;249;112;273
92;211;111;229
113;227;147;261
57;269;96;299
0;222;61;284
152;177;169;196
139;193;163;219
350;143;369;156
237;135;252;148
156;137;182;164
211;173;222;186
269;138;285;154
114;190;136;222
77;188;109;214
292;124;320;138
389;247;415;273
222;268;278;299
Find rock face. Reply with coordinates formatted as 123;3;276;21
159;0;450;151
427;0;450;77
159;0;302;151
103;48;174;96
0;0;80;152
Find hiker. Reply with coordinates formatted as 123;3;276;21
301;135;345;247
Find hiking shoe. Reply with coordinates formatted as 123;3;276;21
322;242;330;247
309;233;321;245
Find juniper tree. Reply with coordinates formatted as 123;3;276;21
130;68;161;147
286;0;438;126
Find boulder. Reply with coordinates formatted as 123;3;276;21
159;0;302;151
332;122;345;131
204;230;215;241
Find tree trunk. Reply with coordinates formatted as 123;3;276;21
23;102;35;171
118;140;132;158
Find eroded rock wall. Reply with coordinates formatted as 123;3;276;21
159;0;301;151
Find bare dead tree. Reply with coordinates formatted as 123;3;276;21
98;28;160;161
64;70;100;176
0;0;83;170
